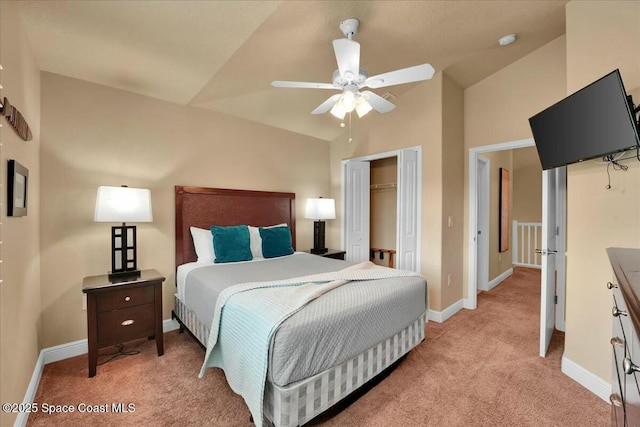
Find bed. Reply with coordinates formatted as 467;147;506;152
172;186;428;426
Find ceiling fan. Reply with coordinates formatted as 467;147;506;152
271;18;435;120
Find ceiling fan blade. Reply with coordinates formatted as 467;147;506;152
311;94;342;114
360;91;396;113
364;63;435;89
332;38;360;81
271;81;337;89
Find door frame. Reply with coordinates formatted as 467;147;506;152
554;167;567;332
476;155;490;292
467;138;537;309
341;146;422;272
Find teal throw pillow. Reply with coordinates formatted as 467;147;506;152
210;225;252;263
259;226;294;258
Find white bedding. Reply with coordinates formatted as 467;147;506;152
176;252;299;301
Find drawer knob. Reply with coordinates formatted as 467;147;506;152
623;357;640;375
610;393;623;407
607;282;618;290
612;306;628;317
125;296;131;302
611;337;625;348
121;319;135;326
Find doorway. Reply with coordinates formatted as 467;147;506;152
468;138;567;357
341;147;422;273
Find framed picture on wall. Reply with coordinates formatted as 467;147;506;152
8;159;28;217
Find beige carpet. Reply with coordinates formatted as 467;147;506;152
27;267;608;426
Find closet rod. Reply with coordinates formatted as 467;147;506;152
370;183;397;190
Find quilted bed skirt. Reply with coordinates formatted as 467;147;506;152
173;295;426;427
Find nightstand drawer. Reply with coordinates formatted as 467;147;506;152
97;303;155;345
97;285;154;312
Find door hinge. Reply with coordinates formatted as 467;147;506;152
556;226;560;236
554;295;558;304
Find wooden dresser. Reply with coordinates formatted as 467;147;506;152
608;248;640;426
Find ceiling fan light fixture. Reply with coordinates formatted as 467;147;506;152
355;97;372;118
330;102;347;120
340;90;356;112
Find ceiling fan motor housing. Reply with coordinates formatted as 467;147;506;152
340;18;359;39
332;68;368;88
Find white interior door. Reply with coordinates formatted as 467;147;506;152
397;149;419;272
344;160;370;262
476;156;490;291
540;168;558;357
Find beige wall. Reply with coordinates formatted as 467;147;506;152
370;157;397;267
440;74;465;309
39;73;331;348
480;150;514;281
512;147;542;224
463;35;567;299
0;2;42;425
329;72;465;312
564;0;640;382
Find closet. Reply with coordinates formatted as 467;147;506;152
370;157;397;268
343;146;420;272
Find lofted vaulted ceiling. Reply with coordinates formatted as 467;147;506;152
14;0;568;141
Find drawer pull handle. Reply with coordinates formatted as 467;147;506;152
611;337;625;348
121;319;135;326
610;393;623;407
607;282;618;290
623;357;640;375
125;296;131;302
612;306;628;317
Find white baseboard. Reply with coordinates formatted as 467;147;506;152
40;319;179;364
513;263;541;270
429;299;464;323
43;339;88;364
164;318;180;333
14;351;44;427
15;318;181;427
462;298;475;310
487;267;513;291
561;356;611;402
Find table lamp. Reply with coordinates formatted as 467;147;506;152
94;185;153;280
305;197;335;254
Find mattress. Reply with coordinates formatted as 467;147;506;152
178;252;428;387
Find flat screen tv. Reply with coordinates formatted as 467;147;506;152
529;69;639;170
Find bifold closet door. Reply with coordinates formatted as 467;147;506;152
396;149;419;272
344;160;370;263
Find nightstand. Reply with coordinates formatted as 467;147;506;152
82;269;165;377
309;249;346;260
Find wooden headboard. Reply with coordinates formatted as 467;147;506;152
175;186;296;266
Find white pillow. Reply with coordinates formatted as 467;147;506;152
248;223;287;259
190;226;215;263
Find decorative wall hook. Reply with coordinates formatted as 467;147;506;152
0;96;32;141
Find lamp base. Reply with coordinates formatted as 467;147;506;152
312;220;328;255
108;269;141;282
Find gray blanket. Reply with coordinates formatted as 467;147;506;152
183;252;427;386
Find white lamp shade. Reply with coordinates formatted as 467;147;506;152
305;198;336;220
94;186;153;223
330;102;347;120
355;97;373;118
